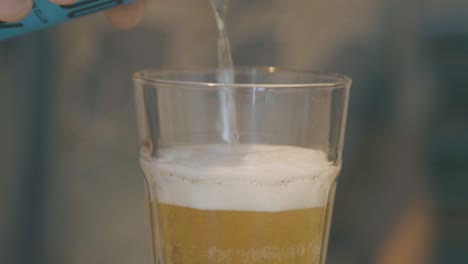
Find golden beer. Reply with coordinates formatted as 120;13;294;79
151;203;327;264
142;144;339;264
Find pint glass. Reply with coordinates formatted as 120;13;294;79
133;67;351;264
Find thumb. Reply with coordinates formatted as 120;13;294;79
105;0;145;30
0;0;33;22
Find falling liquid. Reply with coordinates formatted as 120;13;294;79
210;0;239;145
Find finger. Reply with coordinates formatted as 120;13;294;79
0;0;33;22
48;0;77;5
105;0;145;30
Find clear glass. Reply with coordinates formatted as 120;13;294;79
133;67;351;264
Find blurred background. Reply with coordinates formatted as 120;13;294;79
1;0;468;263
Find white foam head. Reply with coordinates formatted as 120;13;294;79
141;144;340;212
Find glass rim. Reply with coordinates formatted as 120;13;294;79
134;66;352;89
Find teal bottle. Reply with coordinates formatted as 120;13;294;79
0;0;136;40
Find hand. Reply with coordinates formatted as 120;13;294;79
0;0;145;29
